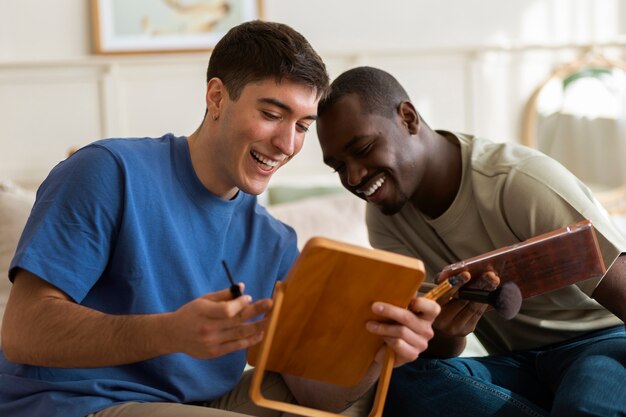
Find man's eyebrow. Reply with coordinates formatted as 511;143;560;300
322;135;371;166
258;97;317;120
344;135;370;150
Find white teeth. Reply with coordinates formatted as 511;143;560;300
359;175;385;197
251;150;279;168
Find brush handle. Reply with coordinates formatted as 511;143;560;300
423;275;462;301
421;282;492;304
455;288;492;304
222;260;242;298
423;280;453;300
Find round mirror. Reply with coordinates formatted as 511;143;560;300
522;50;626;193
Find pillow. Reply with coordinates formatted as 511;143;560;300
0;181;36;326
267;193;370;250
267;185;345;205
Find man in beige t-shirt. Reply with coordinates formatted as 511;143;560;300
316;66;626;417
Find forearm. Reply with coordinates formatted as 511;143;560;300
283;362;380;413
592;253;626;323
4;270;272;368
2;293;174;367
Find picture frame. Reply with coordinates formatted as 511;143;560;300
91;0;263;55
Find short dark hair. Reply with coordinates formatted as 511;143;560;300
318;66;410;117
207;20;329;100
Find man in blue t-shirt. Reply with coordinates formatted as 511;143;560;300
0;22;441;417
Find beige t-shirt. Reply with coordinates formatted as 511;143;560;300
367;132;626;354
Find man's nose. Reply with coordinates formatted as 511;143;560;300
271;124;296;156
346;162;367;187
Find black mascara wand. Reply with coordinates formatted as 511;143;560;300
221;260;242;298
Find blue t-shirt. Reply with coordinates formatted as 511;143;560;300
0;134;299;417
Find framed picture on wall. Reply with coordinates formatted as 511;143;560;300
91;0;263;54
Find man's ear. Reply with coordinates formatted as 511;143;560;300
206;77;225;117
397;101;419;135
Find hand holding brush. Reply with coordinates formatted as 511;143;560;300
421;272;522;320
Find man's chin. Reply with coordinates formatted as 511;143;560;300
243;187;267;196
379;204;403;216
240;180;271;196
377;195;408;216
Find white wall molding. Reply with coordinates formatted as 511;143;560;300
2;41;626;188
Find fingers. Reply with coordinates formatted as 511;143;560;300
234;298;273;323
173;290;274;359
458;271;472;284
467;271;499;291
187;318;268;359
198;284;270;319
201;283;246;302
219;317;267;345
409;296;442;320
435;270;471;285
371;299;440;334
201;286;239;302
207;330;266;357
366;299;440;365
433;271;471;304
199;296;273;324
430;270;501;337
434;298;488;336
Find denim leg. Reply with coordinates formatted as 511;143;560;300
538;326;626;417
384;356;549;417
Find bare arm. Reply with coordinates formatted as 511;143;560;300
282;297;440;412
592;253;626;323
1;270;272;367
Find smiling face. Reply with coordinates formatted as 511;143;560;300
194;78;319;198
317;94;424;215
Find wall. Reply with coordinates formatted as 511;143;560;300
1;0;625;188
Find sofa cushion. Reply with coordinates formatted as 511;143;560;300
267;192;370;250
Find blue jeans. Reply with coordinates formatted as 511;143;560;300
384;325;626;417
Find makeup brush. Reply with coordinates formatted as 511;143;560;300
456;282;522;320
422;280;522;320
